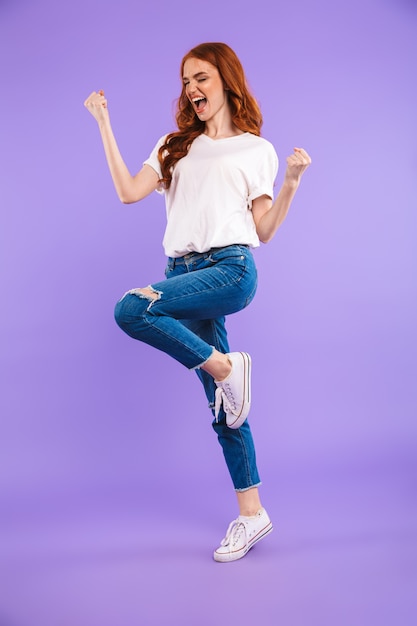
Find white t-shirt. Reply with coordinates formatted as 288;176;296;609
144;132;279;258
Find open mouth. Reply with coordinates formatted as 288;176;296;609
193;97;207;113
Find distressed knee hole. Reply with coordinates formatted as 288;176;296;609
125;285;162;302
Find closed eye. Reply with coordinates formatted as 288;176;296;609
182;72;209;86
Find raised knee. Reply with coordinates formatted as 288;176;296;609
114;286;161;329
114;297;130;329
114;292;142;328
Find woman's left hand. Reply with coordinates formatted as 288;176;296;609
284;147;312;185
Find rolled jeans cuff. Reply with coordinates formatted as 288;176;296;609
190;346;215;371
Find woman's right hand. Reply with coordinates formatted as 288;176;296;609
84;90;109;124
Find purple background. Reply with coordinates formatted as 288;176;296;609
1;0;416;624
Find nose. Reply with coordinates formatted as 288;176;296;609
186;79;198;96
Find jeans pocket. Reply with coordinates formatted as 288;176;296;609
208;245;248;265
164;259;175;277
207;246;257;300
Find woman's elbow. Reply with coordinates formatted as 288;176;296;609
257;229;273;244
119;192;141;204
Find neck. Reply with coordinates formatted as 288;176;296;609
204;125;244;140
204;111;243;140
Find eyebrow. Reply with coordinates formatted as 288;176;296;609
182;71;209;82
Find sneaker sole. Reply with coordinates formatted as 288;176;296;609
226;352;251;429
213;521;273;563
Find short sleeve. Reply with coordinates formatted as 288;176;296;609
247;141;279;205
143;134;167;194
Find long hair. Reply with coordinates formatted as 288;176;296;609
158;42;263;188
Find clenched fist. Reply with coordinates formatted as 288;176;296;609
285;147;312;185
84;90;109;124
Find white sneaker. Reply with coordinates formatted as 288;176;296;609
214;352;251;429
213;508;273;562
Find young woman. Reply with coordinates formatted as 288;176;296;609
84;42;311;562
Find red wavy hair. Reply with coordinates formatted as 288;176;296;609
158;42;263;188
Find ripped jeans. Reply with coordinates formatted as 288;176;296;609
114;244;261;491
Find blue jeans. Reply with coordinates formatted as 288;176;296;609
114;244;261;491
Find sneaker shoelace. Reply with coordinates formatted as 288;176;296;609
214;383;237;421
220;519;247;550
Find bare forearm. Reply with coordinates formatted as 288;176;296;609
257;180;299;243
98;118;138;203
254;147;312;243
84;90;158;203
